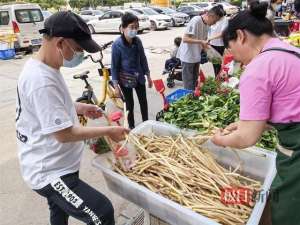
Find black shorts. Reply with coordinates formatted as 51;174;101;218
35;172;114;225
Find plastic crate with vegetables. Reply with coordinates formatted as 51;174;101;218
93;121;277;225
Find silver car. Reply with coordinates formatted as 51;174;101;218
87;10;150;34
79;10;104;22
151;7;189;26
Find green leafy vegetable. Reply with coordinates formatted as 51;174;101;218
161;80;278;150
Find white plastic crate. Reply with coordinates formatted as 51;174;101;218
93;121;277;225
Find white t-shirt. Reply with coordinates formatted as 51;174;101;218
176;16;209;63
16;58;84;190
208;17;228;47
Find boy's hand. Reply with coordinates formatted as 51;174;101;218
108;127;130;142
82;104;103;119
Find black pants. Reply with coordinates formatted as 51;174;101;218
35;172;114;225
164;57;180;71
211;45;225;56
120;83;148;129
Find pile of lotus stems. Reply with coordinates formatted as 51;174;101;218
112;133;262;225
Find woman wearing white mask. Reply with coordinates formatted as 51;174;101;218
112;13;153;129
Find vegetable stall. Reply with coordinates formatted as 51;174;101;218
92;73;278;225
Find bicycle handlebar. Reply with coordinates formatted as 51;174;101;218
84;55;98;63
83;41;113;66
101;41;113;51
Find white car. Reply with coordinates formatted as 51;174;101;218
176;5;204;19
87;10;150;34
42;10;52;20
151;7;189;26
79;10;104;22
218;2;239;15
0;3;44;51
131;7;172;30
198;2;217;11
179;2;216;10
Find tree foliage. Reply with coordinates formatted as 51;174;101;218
0;0;66;9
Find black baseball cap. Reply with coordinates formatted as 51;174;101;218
39;11;100;53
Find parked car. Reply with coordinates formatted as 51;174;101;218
150;7;189;26
194;2;217;10
176;5;203;19
42;10;52;20
180;1;216;10
87;10;150;34
79;10;104;22
131;7;172;30
218;2;239;15
0;3;44;51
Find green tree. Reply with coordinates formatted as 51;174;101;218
69;0;103;9
29;0;66;9
69;0;150;9
0;0;66;9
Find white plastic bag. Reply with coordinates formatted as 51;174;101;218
206;46;222;61
200;62;215;78
112;137;137;171
221;77;240;89
227;61;235;76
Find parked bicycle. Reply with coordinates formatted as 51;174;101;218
73;41;124;126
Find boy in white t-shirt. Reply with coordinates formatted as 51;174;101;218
16;11;128;225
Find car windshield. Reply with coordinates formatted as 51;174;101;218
94;10;103;15
221;2;231;6
127;10;141;15
142;8;159;15
195;3;209;7
190;5;201;9
42;11;52;17
15;9;43;23
162;8;176;14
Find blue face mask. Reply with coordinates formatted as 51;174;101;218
60;45;84;68
127;29;138;38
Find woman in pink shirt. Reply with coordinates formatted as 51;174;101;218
212;1;300;225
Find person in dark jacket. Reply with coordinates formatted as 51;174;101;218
111;13;153;129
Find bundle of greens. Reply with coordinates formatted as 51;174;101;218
162;91;240;133
161;83;277;150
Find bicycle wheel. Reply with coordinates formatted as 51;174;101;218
106;83;124;110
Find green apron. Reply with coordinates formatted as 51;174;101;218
270;122;300;225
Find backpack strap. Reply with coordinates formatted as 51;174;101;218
261;47;300;59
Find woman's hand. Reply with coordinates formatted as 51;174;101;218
212;121;267;149
147;76;153;88
211;129;226;147
225;121;239;132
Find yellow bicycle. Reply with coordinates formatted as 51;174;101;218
73;41;124;126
